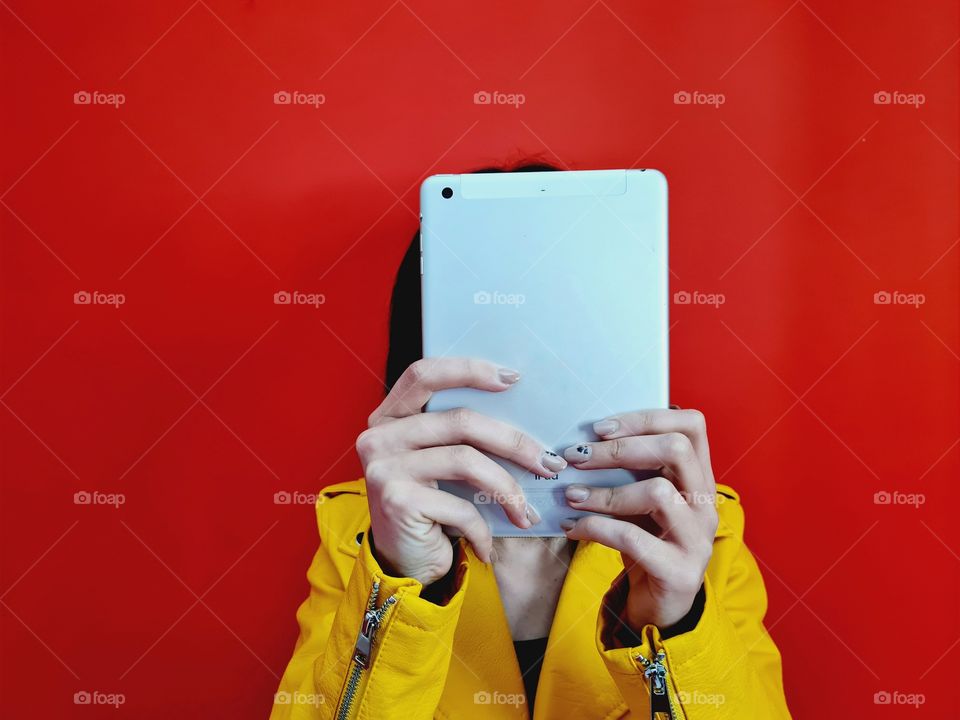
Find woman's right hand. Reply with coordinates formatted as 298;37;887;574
355;357;567;586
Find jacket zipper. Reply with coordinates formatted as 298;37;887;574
334;581;397;720
638;649;677;720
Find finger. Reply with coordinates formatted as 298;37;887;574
371;357;520;424
561;514;673;574
405;484;495;563
357;408;566;478
592;409;712;482
563;477;699;547
392;445;534;529
563;433;708;497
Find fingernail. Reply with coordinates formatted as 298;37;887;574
541;450;567;473
498;367;521;384
564;444;592;464
593;419;619;435
560;518;577;532
565;484;590;502
488;547;499;563
525;504;542;526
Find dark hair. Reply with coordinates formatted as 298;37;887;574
385;162;560;393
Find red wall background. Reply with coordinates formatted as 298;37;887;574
2;1;958;717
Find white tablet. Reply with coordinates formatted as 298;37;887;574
420;169;669;536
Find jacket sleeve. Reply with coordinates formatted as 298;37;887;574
595;488;791;719
270;492;471;720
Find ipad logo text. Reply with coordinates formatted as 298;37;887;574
873;290;924;308
473;290;525;307
673;290;725;308
73;90;125;108
274;90;326;108
473;90;525;108
873;90;925;108
674;90;725;108
274;290;326;308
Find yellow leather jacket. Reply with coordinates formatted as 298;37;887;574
271;478;791;719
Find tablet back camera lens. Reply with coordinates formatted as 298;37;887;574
441;187;453;199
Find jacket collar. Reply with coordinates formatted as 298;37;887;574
436;539;628;720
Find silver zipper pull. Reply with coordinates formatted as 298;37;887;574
353;609;379;667
639;650;674;719
352;583;396;668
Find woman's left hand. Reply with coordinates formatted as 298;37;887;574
560;408;719;632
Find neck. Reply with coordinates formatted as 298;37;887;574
491;537;576;640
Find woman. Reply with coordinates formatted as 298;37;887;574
272;164;791;719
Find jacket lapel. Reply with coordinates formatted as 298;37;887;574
437;545;529;718
534;540;628;720
437;540;628;720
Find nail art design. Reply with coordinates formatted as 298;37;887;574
564;444;592;464
541;450;567;474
